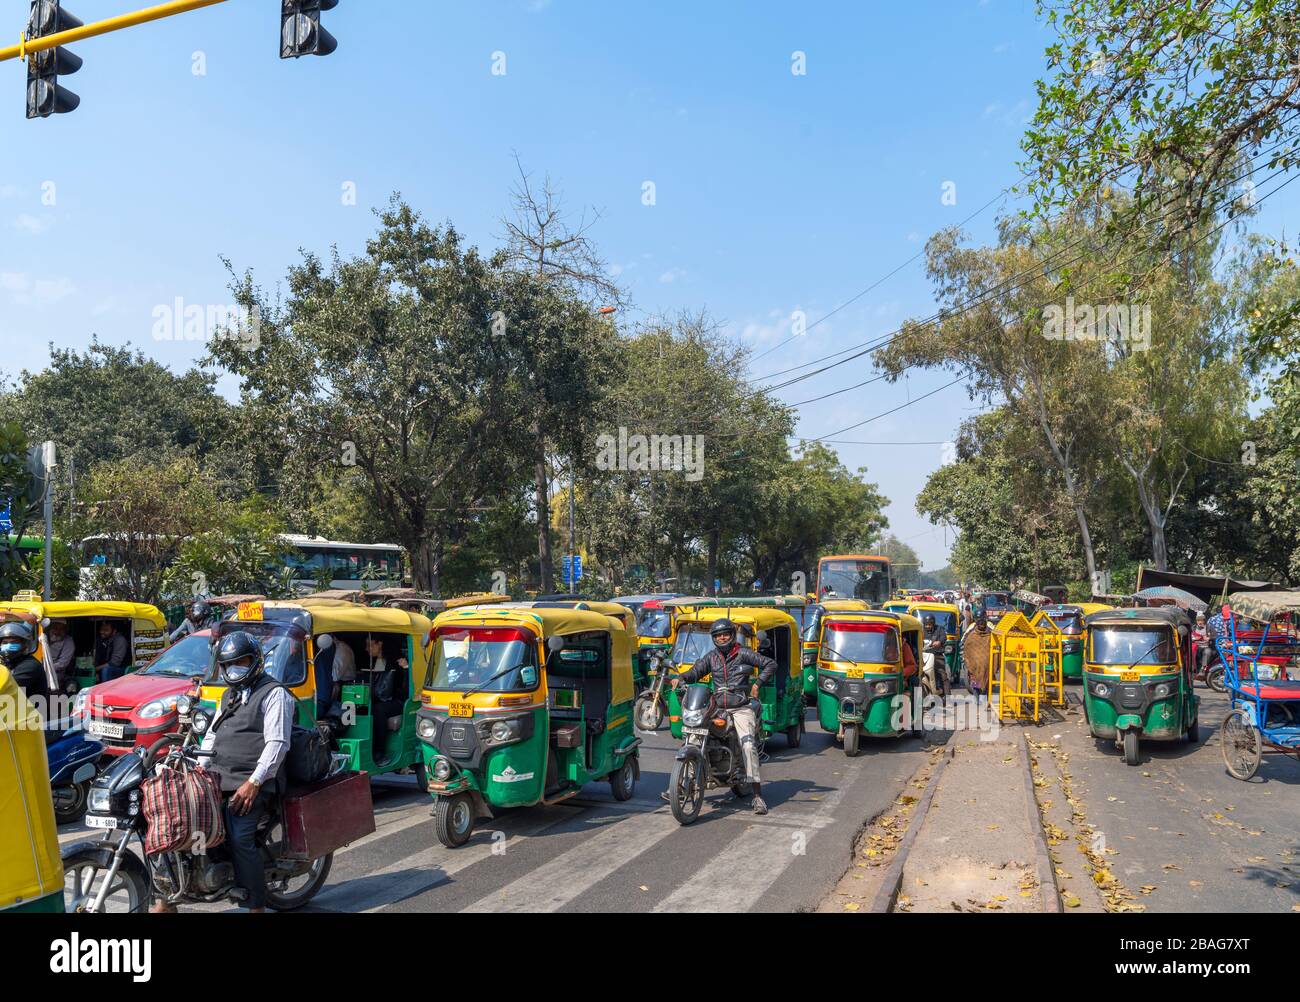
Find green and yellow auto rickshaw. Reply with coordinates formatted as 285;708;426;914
815;610;923;756
0;663;64;913
418;604;642;847
1082;607;1199;766
0;596;169;693
202;599;434;785
907;600;962;685
1031;605;1088;680
664;604;807;748
799;599;873;702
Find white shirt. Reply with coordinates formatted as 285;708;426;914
331;640;357;683
199;683;295;788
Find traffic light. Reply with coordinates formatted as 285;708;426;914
25;1;83;119
280;1;338;59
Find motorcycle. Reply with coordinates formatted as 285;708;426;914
1193;635;1226;692
921;637;949;700
634;652;672;731
61;695;337;914
667;683;762;825
47;725;105;825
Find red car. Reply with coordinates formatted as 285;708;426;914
76;630;212;757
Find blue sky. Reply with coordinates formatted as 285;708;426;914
2;0;1295;572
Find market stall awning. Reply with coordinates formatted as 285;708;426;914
1135;567;1279;605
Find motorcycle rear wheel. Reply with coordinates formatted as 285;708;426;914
267;853;333;911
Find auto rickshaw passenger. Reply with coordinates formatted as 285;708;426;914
94;621;129;684
366;635;408;756
45;619;75;693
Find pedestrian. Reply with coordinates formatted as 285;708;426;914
962;612;992;700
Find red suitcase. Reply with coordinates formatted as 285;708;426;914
281;771;376;861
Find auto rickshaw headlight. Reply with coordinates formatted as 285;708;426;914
490;720;520;744
1094;683;1110;698
821;678;837;694
417;717;437;742
1154;683;1171;698
874;681;890;695
433;758;453;782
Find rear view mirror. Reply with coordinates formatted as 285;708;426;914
546;637;565;653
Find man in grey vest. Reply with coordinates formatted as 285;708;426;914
202;631;294;912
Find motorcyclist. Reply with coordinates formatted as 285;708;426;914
670;619;776;815
0;620;49;706
169;599;211;643
921;614;946;696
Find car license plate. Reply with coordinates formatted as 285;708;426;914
85;815;118;830
89;721;125;739
683;726;710;736
1120;671;1140;682
448;703;474;718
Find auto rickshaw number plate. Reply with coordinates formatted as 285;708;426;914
1120;670;1140;682
845;668;865;679
449;702;474;718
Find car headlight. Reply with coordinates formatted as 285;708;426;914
682;708;707;727
433;757;452;781
1154;683;1171;698
489;720;520;744
417;717;437;741
1094;683;1110;698
73;689;90;718
89;788;111;813
139;695;181;720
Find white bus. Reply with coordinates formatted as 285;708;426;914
79;534;407;599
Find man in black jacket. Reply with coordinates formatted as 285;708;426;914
0;620;49;708
671;619;777;815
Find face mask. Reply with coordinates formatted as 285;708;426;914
0;642;24;657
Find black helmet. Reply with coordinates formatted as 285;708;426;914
923;614;937;629
191;600;211;620
709;619;736;644
0;621;36;660
215;631;264;688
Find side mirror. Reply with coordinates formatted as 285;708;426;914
546;637;565;653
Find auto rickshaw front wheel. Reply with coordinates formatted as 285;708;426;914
434;792;476;847
843;724;860;758
1121;730;1139;766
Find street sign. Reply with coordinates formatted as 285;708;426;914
563;555;583;583
0;502;11;533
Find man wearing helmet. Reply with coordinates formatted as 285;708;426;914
670;619;777;815
192;630;295;913
169;599;212;643
0;620;48;704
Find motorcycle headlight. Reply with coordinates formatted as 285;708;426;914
89;788;111;813
176;695;195;717
191;710;213;736
417;717;438;741
139;695;181;720
682;708;707;727
433;757;452;781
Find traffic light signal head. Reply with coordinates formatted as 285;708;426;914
281;1;339;59
25;1;82;119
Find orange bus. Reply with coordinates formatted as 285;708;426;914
815;555;893;606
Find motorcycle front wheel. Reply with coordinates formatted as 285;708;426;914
62;842;149;914
635;692;664;731
669;757;705;825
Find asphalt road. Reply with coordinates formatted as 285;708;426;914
1047;686;1300;912
59;707;938;913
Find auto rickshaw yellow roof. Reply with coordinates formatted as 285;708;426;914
255;600;431;637
820;598;872;612
431;604;627;638
821;609;924;633
673;605;799;631
905;600;960;615
0;598;166;627
1074;602;1114;616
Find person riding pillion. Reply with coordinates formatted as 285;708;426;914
170;599;212;643
180;631;294;914
670;618;776;816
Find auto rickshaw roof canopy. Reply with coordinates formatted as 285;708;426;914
0;665;62;911
823;610;924;633
1085;606;1191;632
1226;591;1300;624
820;598;873;612
259;600;432;637
0;599;166;627
905;601;960;615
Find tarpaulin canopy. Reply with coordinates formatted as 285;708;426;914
1226;591;1300;624
1134;586;1208;613
1134;567;1280;605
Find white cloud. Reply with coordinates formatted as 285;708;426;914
658;267;687;284
0;271;75;306
14;214;50;235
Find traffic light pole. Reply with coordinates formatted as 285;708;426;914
0;0;227;65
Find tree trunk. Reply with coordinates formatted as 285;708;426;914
410;534;444;595
533;424;553;593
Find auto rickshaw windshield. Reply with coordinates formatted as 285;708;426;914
672;626;718;664
821;622;897;663
1047;611;1083;634
1091;626;1175;666
637;609;671;638
926;611;958;635
426;627;539;692
210;621;308;686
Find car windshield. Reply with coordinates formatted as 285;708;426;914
142;634;210;678
671;627;717;665
1091;626;1175;666
637;609;671;638
821;623;897;663
426;627;538;692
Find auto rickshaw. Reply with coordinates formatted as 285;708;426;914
814;610;923;755
800;599;873;701
882;599;912;614
0;664;64;913
1030;604;1089;680
202;599;434;785
0;595;168;694
906;600;962;685
1082;607;1199;766
664;604;807;747
418;604;642;847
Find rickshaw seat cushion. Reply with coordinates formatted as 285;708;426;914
1232;680;1300;701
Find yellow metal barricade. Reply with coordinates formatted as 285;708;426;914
989;610;1046;723
1028;610;1066;708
